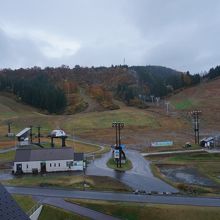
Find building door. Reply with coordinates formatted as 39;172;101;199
16;164;22;174
40;162;46;173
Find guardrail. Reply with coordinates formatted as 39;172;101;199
26;201;42;217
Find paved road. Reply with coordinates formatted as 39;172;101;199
87;150;178;192
6;186;220;207
142;149;205;157
0;147;16;153
42;197;119;220
142;148;220;157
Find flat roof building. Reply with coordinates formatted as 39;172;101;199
13;147;84;174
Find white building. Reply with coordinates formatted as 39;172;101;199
13;147;84;174
16;128;31;146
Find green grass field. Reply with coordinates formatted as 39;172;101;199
0;92;190;148
63;108;159;133
39;205;89;220
3;175;132;192
38;137;100;153
173;99;194;110
0;150;15;162
67;199;220;220
107;158;133;171
13;195;37;213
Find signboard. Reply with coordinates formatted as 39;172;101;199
114;150;120;159
151;141;173;147
119;144;126;150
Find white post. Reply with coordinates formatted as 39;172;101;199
165;102;170;115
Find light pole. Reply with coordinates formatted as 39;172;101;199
29;125;33;144
190;110;202;144
37;126;41;144
112;122;124;168
7;122;12;134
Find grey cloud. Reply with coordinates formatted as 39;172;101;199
0;28;50;68
0;0;220;73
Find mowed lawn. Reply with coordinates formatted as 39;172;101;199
39;205;89;220
37;137;100;153
172;98;195;110
0;150;15;162
0;102;159;135
3;175;132;192
13;195;89;220
63;107;160;134
67;199;220;220
0;92;189;148
13;195;37;213
61;106;188;146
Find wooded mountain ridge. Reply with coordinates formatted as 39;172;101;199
0;65;211;114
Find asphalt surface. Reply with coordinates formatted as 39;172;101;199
0;147;16;153
142;149;205;156
6;186;220;207
87;150;178;192
42;197;120;220
142;148;220;156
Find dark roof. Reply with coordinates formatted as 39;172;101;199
0;184;30;220
15;147;74;162
74;153;84;161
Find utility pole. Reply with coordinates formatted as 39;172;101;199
7;122;12;134
165;101;170;115
155;97;160;106
150;95;154;104
29;125;33;144
112;122;124;168
37;126;41;144
190;110;202;144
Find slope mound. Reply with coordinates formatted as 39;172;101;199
170;78;220;131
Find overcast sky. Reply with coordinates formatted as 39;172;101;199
1;0;220;73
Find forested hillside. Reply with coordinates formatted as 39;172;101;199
0;71;66;113
0;65;201;114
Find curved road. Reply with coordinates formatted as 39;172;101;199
6;186;220;207
87;150;177;192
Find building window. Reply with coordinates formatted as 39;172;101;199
50;163;51;167
66;161;73;168
54;163;56;167
26;164;28;169
58;163;60;167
